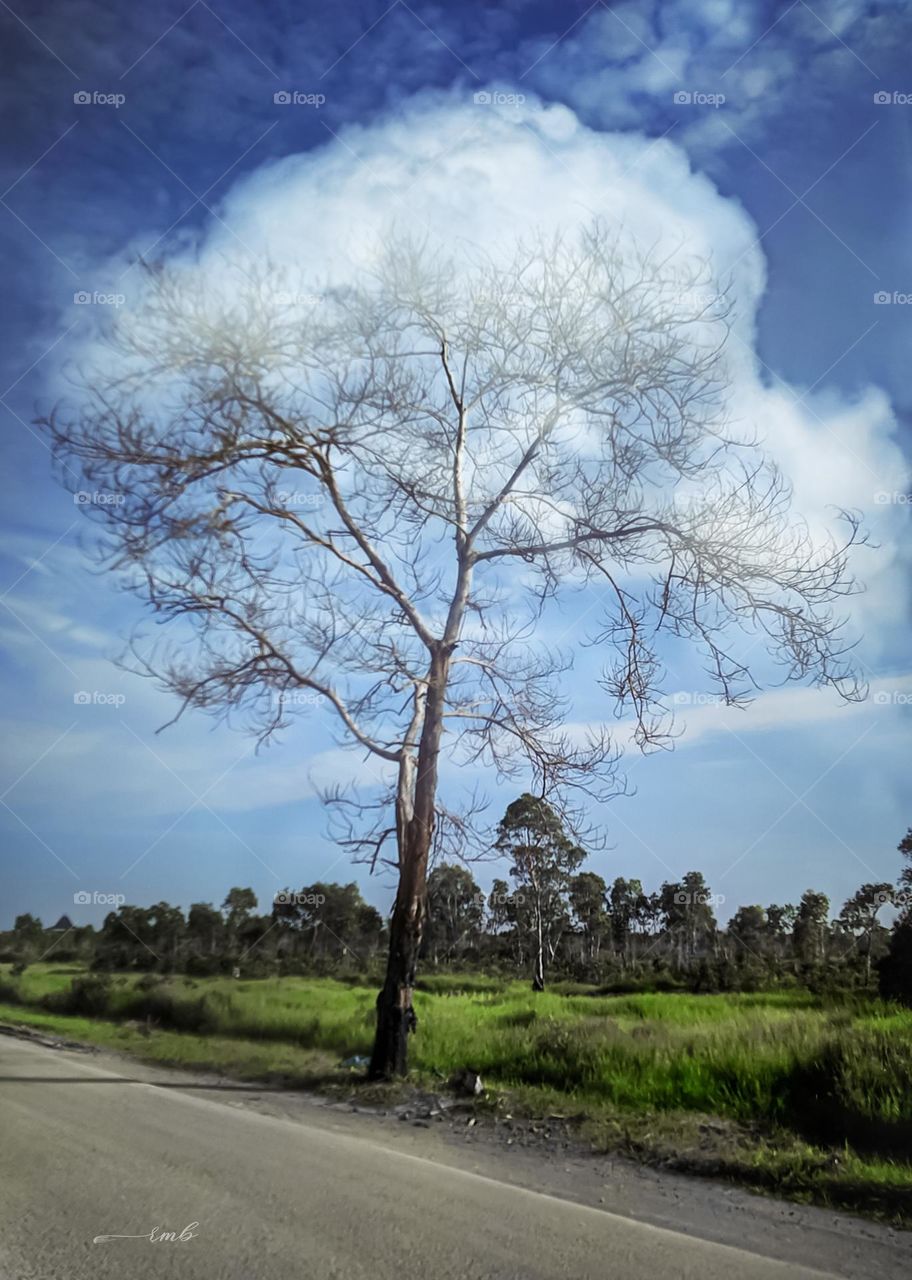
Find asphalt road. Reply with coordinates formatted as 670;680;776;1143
0;1033;902;1280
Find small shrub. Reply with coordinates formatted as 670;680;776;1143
45;975;113;1017
124;989;220;1034
0;979;23;1005
524;1016;625;1088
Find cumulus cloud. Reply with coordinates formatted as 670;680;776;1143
187;94;762;304
94;93;904;647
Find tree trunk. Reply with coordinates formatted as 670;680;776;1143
369;646;451;1079
369;842;424;1079
532;905;545;991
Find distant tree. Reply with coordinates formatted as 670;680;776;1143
222;888;257;928
793;890;830;967
878;914;912;1005
186;903;224;961
837;882;893;983
424;864;484;965
660;872;717;966
497;794;584;990
639;890;664;939
569;871;609;965
609;877;644;967
897;828;912;892
727;904;767;963
146;903;186;969
766;903;797;940
486;877;524;967
876;830;912;1003
96;906;159;970
10;913;44;965
274;882;382;965
13;913;43;937
220;888;257;959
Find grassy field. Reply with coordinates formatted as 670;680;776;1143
1;963;910;1221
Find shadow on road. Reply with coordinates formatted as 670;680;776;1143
0;1076;290;1090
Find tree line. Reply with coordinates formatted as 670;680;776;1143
5;803;911;1003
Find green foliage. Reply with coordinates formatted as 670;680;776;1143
496;793;585;989
5;820;912;998
45;974;113;1017
423;864;485;964
879;914;912;1006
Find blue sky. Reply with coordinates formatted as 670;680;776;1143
1;0;910;931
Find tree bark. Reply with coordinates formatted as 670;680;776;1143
369;646;451;1079
368;835;424;1079
532;904;545;991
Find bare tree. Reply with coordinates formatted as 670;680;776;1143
43;224;863;1077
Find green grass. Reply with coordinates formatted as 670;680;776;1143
0;1001;350;1086
2;965;911;1223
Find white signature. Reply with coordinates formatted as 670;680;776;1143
93;1222;199;1244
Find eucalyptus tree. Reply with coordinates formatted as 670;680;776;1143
569;870;609;965
660;871;717;966
609;876;645;966
793;890;831;967
424;863;485;964
496;793;584;990
45;224;862;1076
837;882;893;982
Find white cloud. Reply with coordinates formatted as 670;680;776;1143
527;0;892;150
667;673;912;744
566;672;912;751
